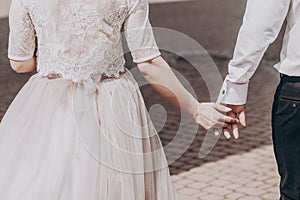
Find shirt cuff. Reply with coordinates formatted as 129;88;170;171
218;79;249;105
8;53;34;61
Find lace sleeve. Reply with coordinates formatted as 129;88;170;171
8;0;36;61
123;0;161;63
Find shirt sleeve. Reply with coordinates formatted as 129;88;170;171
220;0;291;105
8;0;36;61
123;0;161;63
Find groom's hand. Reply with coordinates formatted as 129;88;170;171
222;104;246;139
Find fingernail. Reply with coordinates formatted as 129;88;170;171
233;130;239;139
224;132;231;139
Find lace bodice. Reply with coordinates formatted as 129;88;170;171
8;0;161;82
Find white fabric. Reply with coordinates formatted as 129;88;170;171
0;72;179;199
8;0;161;82
221;0;300;105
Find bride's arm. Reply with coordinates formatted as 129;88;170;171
137;56;237;130
10;57;37;73
8;0;37;74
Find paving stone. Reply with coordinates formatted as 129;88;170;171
237;187;266;196
209;179;231;187
202;186;231;196
261;192;279;200
178;188;199;196
225;184;243;191
201;194;224;200
259;183;279;192
238;196;261;200
188;174;216;182
187;181;209;190
244;181;264;188
225;193;246;200
176;179;194;186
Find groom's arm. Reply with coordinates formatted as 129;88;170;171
221;0;290;105
218;0;290;139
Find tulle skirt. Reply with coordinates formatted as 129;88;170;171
0;69;179;200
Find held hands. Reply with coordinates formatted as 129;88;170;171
193;103;240;136
221;104;246;139
136;57;246;139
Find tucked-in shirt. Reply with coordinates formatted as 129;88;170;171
220;0;299;105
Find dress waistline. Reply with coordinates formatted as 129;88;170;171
41;70;127;83
39;69;128;96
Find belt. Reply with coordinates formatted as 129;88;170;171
280;74;300;83
42;70;127;94
43;71;126;82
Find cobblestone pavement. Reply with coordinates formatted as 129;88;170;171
0;0;284;199
173;145;280;200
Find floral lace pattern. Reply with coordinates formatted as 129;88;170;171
8;0;36;60
8;0;161;82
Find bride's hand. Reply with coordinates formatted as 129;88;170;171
193;102;238;130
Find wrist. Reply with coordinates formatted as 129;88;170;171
186;98;199;118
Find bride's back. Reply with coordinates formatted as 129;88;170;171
8;0;159;82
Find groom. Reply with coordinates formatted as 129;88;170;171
219;0;300;199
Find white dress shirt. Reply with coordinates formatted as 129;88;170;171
220;0;300;105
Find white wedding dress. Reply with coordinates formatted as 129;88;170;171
0;0;180;199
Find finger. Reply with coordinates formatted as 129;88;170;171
224;131;231;139
216;111;239;123
239;110;247;127
232;123;239;139
214;103;232;113
223;128;231;139
210;119;232;129
224;115;239;124
223;122;229;128
223;127;230;135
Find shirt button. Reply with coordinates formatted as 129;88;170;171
292;103;297;108
222;90;226;95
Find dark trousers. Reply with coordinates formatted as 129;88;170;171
272;74;300;200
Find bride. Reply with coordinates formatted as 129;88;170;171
1;0;237;199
